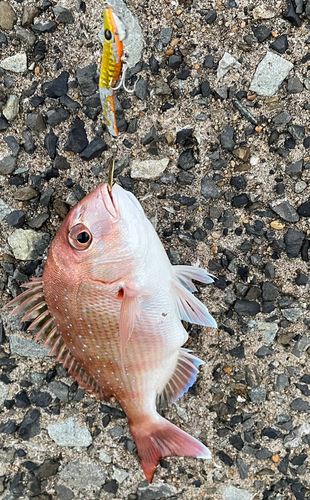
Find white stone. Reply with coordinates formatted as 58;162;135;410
59;462;107;490
0;382;9;406
250;52;293;97
253;6;276;19
47;417;92;448
10;335;50;357
112;466;129;484
224;486;253;500
217;52;241;80
0;53;27;73
3;95;19;121
131;158;169;179
8;229;50;260
99;450;112;463
248;320;278;344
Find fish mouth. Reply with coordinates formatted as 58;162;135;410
100;183;119;221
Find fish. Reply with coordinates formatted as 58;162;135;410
5;182;217;482
99;7;127;137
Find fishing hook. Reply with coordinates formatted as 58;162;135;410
110;61;136;94
108;146;117;192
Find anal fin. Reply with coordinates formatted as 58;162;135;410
158;348;204;405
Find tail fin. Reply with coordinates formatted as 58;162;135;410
130;414;211;482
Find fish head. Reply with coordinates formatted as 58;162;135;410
45;183;149;287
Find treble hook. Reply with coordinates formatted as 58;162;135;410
110;61;136;94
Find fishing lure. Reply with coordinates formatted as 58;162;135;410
5;173;217;482
99;7;133;137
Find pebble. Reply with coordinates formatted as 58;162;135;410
0;198;11;221
224;486;252;500
112;466;129;484
0;155;16;175
248;320;278;344
6;210;26;228
0;52;27;73
178;149;196;170
59;462;107;490
235;299;260;316
281;308;303;323
47;417;92;448
294;181;307;193
284;228;305;258
136;483;176;500
297;197;310;217
80;136;108;161
270;35;288;54
53;6;74;24
15;26;36;46
275;373;289;392
221;126;235;150
46;108;70;127
0;1;17;30
217;52;241;80
64;117;88;153
287;76;303;94
44;129;58;159
19;409;41;440
131;158;169;179
135;78;148;100
8;229;50;260
9;335;50;357
48;381;69;403
249;387;267;403
43;71;69;98
4;135;20;156
3;95;19;121
291;398;310;412
55;485;74;500
99;450;112;463
25;112;46;133
250;52;293;97
31;21;57;33
76;63;97;96
201;175;220;199
0;381;9;406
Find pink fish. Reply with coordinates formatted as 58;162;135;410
5;183;217;482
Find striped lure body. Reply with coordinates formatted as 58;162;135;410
5;183;217;482
99;7;127;137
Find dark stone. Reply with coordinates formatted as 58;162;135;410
220;126;234;150
261;428;283;439
201;80;211;97
33;40;47;61
270;35;288;54
0;419;17;434
168;54;182;69
53;155;70;170
176;128;193;144
255;346;274;358
76;63;97;96
103;480;118;493
203;218;214;230
141;126;158;146
6;210;26;228
73;184;86;201
15;391;31;408
253;25;271;42
232;194;249;207
30;95;45;108
229;345;245;359
296;273;308;286
229;434;244;450
230;175;247;190
54;485;74;500
297;198;310;217
204;55;214;68
177;171;194;185
53;6;74;24
35;459;60;479
256;447;273;460
30;391;52;407
177;67;190;80
32;21;57;33
64;117;88;153
46;107;70;126
178;148;196;170
134;78;148;100
42;71;69;98
234;299;260;316
19;409;41;440
25;112;46;133
79;136;108;161
290;398;310;411
217;450;233;466
22;130;36;154
284;229;305;258
170;194;196;206
283;0;302;27
59;94;80;109
4;136;20;156
44;129;58;159
127;117;138;134
203;10;217;24
304;137;310;149
0;117;9;130
262;282;278;301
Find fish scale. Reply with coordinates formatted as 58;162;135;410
5;183;217;482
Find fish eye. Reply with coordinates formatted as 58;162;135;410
104;29;112;41
68;223;92;251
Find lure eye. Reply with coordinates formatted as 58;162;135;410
104;29;112;41
68;224;92;250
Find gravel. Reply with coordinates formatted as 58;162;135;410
1;1;310;498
